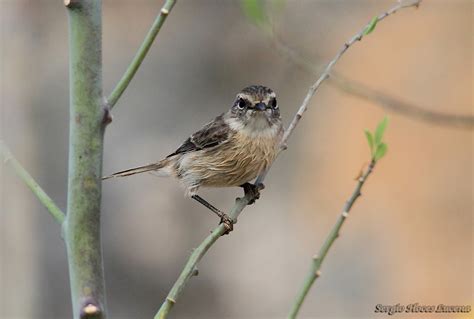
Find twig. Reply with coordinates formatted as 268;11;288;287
154;2;420;317
287;160;376;319
107;0;177;109
280;0;422;147
155;224;225;319
269;32;473;130
0;140;65;225
154;195;253;319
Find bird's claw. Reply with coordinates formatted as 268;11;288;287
241;182;264;205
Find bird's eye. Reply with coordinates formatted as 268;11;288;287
237;98;247;109
270;98;278;109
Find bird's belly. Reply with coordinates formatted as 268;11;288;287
177;135;278;188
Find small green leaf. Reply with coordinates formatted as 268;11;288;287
364;129;374;155
374;116;389;146
241;0;266;25
374;143;388;161
363;16;379;36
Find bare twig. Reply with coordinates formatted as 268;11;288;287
107;0;177;109
287;160;376;318
267;3;472;130
154;1;420;318
0;140;65;225
280;0;422;146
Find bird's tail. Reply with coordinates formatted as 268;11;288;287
102;159;170;180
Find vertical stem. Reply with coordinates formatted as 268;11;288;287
65;1;107;318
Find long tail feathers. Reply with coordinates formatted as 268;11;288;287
102;160;167;180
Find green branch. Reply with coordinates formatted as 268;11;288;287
288;117;388;318
0;141;65;225
155;224;226;319
287;160;376;318
154;195;253;319
106;0;177;109
65;1;107;318
4;1;176;318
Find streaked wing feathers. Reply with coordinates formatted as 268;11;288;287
167;114;229;158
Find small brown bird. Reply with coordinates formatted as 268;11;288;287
104;85;283;232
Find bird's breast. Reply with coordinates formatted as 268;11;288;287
177;128;281;188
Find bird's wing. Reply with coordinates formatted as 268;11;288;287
166;114;230;158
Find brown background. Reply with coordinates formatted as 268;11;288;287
0;1;472;318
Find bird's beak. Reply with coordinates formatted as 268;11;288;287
255;102;266;111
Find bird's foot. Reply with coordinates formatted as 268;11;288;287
240;182;265;205
219;214;234;235
192;194;233;235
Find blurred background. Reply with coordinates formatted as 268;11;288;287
0;0;472;318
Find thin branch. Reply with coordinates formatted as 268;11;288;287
154;195;253;319
266;3;472;130
154;2;420;317
0;140;65;225
287;160;376;319
106;0;177;109
280;0;422;147
155;225;225;319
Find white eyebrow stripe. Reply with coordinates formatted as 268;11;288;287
237;93;254;101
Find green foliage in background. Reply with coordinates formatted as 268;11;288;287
241;0;267;25
240;0;286;27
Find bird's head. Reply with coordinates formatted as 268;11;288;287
227;85;281;135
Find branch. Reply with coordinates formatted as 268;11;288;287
66;1;107;318
106;0;177;109
0;140;65;225
266;3;472;130
154;194;253;319
280;0;422;146
287;160;376;319
154;1;420;317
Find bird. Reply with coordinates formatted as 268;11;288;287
103;85;284;233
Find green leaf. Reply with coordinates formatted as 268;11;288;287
374;143;388;161
364;129;374;155
374;116;389;146
363;16;379;36
241;0;266;25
